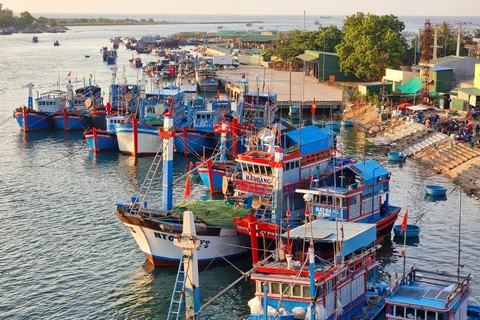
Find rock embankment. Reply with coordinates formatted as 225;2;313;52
343;104;480;196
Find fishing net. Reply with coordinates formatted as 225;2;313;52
174;200;251;227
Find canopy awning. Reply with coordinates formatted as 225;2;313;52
296;53;318;61
397;77;421;94
407;105;430;111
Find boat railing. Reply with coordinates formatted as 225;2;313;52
445;273;472;307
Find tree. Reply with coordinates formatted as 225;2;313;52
335;13;408;81
18;11;34;26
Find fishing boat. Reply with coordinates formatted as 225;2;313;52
325;122;341;130
84;104;125;152
341;119;354;126
116;73;190;156
245;217;387;319
52;82;102;131
13;83;67;131
386;189;478;320
32;36;38;43
115;112;248;267
129;57;143;68
425;185;447;196
288;105;300;124
393;224;420;237
387;151;406;162
53;40;60;46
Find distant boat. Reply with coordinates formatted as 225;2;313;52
32;36;38;43
393;224;420;237
388;151;406;162
246;22;252;27
258;25;264;30
217;26;223;29
53;40;60;46
320;15;331;18
313;20;320;25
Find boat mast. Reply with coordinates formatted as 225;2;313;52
162;102;175;211
173;211;201;319
457;187;463;283
27;82;34;109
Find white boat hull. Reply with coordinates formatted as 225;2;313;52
116;127;162;156
121;220;247;266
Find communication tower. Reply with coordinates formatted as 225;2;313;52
420;19;432;104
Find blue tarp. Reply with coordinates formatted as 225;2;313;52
284;126;334;156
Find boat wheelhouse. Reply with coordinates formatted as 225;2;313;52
296;159;401;237
238;91;278;128
386;265;472;320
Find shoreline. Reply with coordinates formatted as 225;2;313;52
60;20;263;27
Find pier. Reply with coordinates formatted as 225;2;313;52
214;65;344;114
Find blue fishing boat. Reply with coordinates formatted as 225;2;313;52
341;119;354;126
425;185;447;196
245;218;387;320
129;57;142;68
388;151;406;162
325;122;341;130
53;40;60;46
174;110;219;155
13;83;67;131
52;82;102;131
393;224;420;237
288;105;300;123
32;36;38;43
84;113;126;152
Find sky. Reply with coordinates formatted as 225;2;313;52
1;0;479;17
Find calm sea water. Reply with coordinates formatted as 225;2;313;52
0;17;480;319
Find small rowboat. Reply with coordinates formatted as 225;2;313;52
388;151;406;162
325;122;341;130
393;224;420;238
341;119;354;126
425;185;447;196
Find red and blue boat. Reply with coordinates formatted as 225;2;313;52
13;83;67;131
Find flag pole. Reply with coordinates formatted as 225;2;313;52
401;209;409;283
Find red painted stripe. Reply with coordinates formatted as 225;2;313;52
132;117;138;156
63;108;68;131
22;106;27;131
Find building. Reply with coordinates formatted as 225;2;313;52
297;50;360;82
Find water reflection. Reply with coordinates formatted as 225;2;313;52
424;194;447;202
392;235;420;246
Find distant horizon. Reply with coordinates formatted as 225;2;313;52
1;0;479;17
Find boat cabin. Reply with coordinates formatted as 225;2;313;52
241;91;278;128
296;160;391;222
35;90;67;113
192;110;221;131
385;265;472;320
145;87;186;124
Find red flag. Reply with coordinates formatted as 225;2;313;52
401;209;409;233
169;66;175;75
216;89;220;100
311;98;316;115
67;72;71;77
184;175;191;199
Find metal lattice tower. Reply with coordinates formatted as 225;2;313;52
420;19;432;104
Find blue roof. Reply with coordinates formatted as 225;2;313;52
284;126;334;156
352;160;390;182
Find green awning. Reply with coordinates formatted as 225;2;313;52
397;77;421;94
296;53;318;61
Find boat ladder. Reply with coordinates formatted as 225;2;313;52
167;254;187;320
129;149;163;214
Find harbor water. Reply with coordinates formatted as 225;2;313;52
1;15;479;319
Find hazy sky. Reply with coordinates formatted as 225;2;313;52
2;0;479;16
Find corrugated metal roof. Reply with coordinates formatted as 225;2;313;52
429;56;464;64
457;87;480;95
351;160;390;182
240;34;275;42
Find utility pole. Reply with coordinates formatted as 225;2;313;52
432;25;439;59
456;22;462;57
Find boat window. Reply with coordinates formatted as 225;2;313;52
416;309;426;320
270;282;280;294
350;195;358;205
302;286;310;298
285;163;290;171
326;280;334;293
312;195;320;203
292;285;302;297
295;161;299;168
395;306;405;318
281;284;291;296
406;308;415;319
335;198;342;207
258;281;265;293
426;311;436;320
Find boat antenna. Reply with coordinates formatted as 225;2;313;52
457;187;463;283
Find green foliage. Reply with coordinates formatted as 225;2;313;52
335;13;408;81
